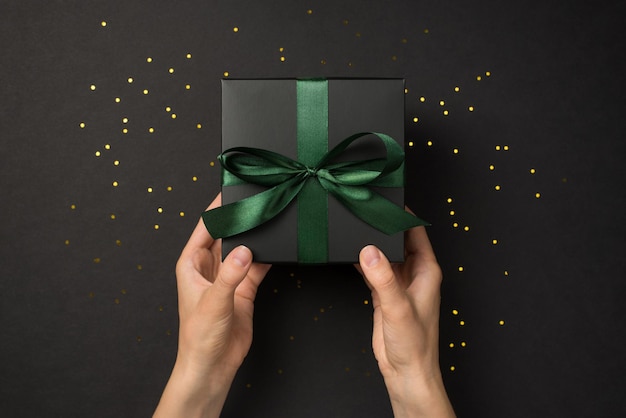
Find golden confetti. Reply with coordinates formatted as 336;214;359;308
489;165;495;171
110;214;116;220
115;97;121;103
468;106;474;112
499;320;505;326
427;140;433;147
196;123;202;129
223;71;229;77
458;266;464;272
233;27;239;32
452;309;459;315
419;96;426;102
186;53;192;59
127;77;134;83
154;224;160;230
146;57;153;63
90;84;96;91
530;168;536;174
168;68;174;74
79;122;86;128
101;21;107;27
535;192;541;198
492;239;498;245
454;86;460;92
495;185;501;191
413;117;419;122
408;141;414;147
447;198;453;203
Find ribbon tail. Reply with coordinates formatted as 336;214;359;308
322;181;429;235
202;176;306;239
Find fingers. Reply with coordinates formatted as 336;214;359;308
404;225;437;265
206;245;253;313
359;245;408;316
185;193;222;252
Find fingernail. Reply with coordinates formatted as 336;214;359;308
232;245;252;267
362;245;381;268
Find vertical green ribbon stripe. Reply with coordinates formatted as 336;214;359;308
296;79;329;263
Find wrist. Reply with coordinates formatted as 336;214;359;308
154;356;237;418
384;371;455;418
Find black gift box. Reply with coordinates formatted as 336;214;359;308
220;78;407;264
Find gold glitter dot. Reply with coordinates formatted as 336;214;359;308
504;270;509;276
477;75;482;81
137;264;143;270
127;77;134;83
495;185;501;191
196;123;202;129
495;145;501;151
535;192;541;198
168;68;174;74
454;86;460;92
404;88;408;94
122;128;128;134
424;28;429;34
179;212;185;217
419;96;426;102
279;47;284;52
65;239;70;245
167;186;173;192
320;59;327;65
148;127;154;133
70;204;76;210
185;84;191;90
461;341;467;347
486;71;491;76
530;168;536;174
447;198;453;203
363;300;369;305
499;320;505;326
459;320;465;326
453;222;459;228
110;214;116;220
427;140;433;147
158;306;163;312
307;9;313;14
489;165;495;171
443;110;449;116
115;240;122;247
224;71;229;77
391;55;397;61
143;89;149;95
343;19;349;25
95;151;101;157
453;148;459;154
348;61;353;67
450;210;455;216
186;53;192;59
468;106;474;112
439;100;445;106
165;106;171;112
114;298;120;304
210;161;215;167
464;226;470;231
115;97;121;103
233;27;239;32
147;187;153;193
280;56;286;62
192;176;198;181
450;366;456;371
413;117;419;123
154;224;159;230
79;122;86;128
101;21;107;27
93;257;101;263
157;207;163;213
408;141;414;147
90;84;96;91
112;181;118;187
146;57;152;63
492;239;498;245
122;117;128;124
504;145;509;151
458;266;464;272
171;114;177;119
452;309;459;315
104;144;110;150
449;343;454;348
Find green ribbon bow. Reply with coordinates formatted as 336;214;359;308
202;79;428;263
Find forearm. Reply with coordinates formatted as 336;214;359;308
154;359;236;418
385;373;455;418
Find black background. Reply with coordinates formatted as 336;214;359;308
1;1;625;417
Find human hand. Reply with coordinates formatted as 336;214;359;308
154;193;271;418
357;222;455;418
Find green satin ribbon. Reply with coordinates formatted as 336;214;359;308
203;79;427;263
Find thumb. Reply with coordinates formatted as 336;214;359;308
207;245;253;313
359;245;407;314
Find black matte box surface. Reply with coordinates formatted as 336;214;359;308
221;79;406;263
